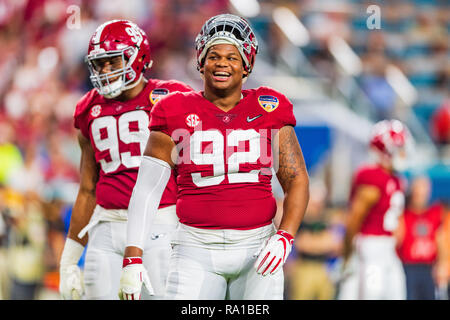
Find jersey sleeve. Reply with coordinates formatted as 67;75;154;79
275;95;296;129
73;91;94;138
167;80;194;93
149;98;170;136
353;167;381;189
258;87;296;129
353;168;370;187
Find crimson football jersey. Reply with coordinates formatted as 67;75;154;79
350;164;405;236
397;203;442;264
74;79;193;210
149;87;296;230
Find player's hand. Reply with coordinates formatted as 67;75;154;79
254;230;294;276
59;264;84;300
59;238;85;300
118;257;154;300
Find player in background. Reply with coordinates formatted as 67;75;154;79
117;13;310;300
58;20;192;300
338;119;414;300
396;175;444;300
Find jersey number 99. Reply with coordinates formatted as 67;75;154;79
91;110;149;173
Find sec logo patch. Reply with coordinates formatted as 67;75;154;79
90;105;102;117
258;95;279;112
186;113;200;128
150;88;169;104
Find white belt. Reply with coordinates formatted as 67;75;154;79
171;222;276;249
77;204;177;239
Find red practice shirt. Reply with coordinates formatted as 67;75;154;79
397;203;443;264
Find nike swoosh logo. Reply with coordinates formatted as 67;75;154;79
247;114;262;122
150;233;165;240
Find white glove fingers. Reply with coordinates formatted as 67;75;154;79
71;289;82;300
142;271;155;296
60;264;84;300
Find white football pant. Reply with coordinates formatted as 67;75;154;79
82;205;177;300
338;235;406;300
165;223;284;299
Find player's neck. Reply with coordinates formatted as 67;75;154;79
203;88;243;112
409;203;426;213
115;78;147;102
377;162;393;175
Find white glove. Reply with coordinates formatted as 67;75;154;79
118;257;154;300
59;238;85;300
254;230;294;276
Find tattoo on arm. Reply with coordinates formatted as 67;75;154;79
275;126;307;191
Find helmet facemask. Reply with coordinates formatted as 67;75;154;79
85;46;149;99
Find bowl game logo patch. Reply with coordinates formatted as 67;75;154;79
150;88;169;104
258;95;279;112
90;105;102;117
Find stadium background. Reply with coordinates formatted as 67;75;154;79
0;0;448;300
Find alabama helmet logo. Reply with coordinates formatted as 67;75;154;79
258;95;279;112
90;105;102;117
150;88;169;104
185;113;200;128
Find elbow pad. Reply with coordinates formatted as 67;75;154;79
126;156;172;249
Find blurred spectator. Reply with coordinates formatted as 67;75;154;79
431;99;450;145
396;175;444;300
3;189;47;300
39;197;67;299
285;179;342;300
0;121;23;187
408;10;448;45
359;31;397;121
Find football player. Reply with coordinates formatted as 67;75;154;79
338;119;413;300
118;14;310;300
58;20;193;300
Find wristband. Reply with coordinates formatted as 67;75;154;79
277;230;294;243
122;257;143;268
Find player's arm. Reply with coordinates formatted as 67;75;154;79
275;125;310;236
393;213;406;247
119;131;175;299
434;209;448;288
67;132;98;245
342;184;380;262
255;125;309;276
59;131;98;299
124;131;175;258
